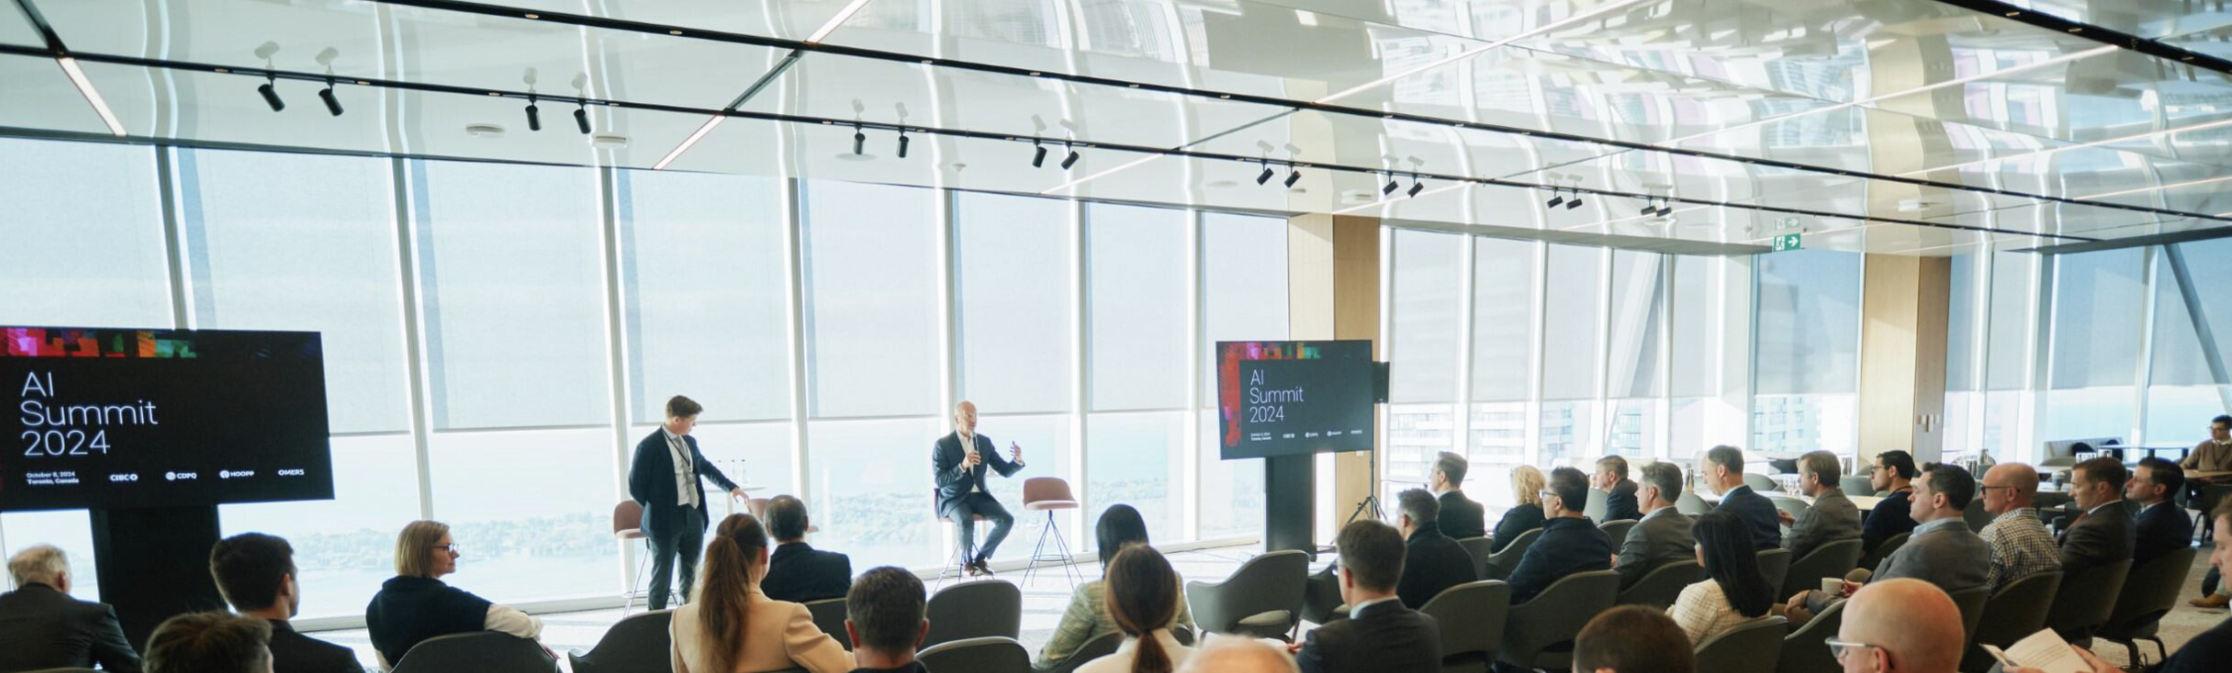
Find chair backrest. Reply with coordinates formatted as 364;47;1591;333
1499;570;1619;669
803;597;850;648
568;610;671;673
1855;531;1910;572
1036;631;1123;673
1483;528;1542;581
612;500;644;534
1185;549;1309;636
1617;559;1703;610
1455;536;1495;580
1585;488;1610;523
917;636;1031;673
1777;600;1846;673
1695;616;1787;673
1756;548;1792;593
1677;492;1711;516
1598;519;1638;544
1949;586;1989;647
1964;572;2064;672
2046;559;2135;640
1745;473;1782;493
1769;496;1809;526
392;632;558;673
1963;498;1992;533
746;497;771;520
1839;476;1874;497
1420;580;1512;664
2101;547;2201;642
1780;538;1864;599
1021;476;1075;505
923;580;1023;648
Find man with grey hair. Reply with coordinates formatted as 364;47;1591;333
0;545;142;672
1780;450;1861;560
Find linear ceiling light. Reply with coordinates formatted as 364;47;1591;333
1899;117;2232;177
2078;173;2232;201
55;56;124;136
805;0;875;45
1315;0;1653;105
653;115;725;170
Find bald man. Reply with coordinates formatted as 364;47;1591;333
933;401;1025;576
1978;463;2060;592
1177;636;1300;673
1834;579;1964;673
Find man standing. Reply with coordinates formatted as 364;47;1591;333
933;401;1025;576
1977;463;2059;592
1595;455;1642;523
1614;462;1694;590
1703;446;1781;550
208;533;361;673
1429;451;1487;540
2128;458;2193;570
1781;450;1861;560
627;395;746;611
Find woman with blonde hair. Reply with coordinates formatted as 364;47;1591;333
1076;545;1194;673
1489;465;1548;553
671;513;850;673
365;520;544;668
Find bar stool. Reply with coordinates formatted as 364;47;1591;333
936;511;989;591
1020;477;1083;589
612;500;650;615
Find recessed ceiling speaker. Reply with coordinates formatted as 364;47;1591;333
465;123;506;138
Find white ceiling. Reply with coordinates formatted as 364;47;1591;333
3;0;2228;255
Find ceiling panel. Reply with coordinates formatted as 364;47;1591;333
0;0;37;46
1995;0;2232;40
0;54;112;135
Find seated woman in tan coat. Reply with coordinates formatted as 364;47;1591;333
672;514;851;673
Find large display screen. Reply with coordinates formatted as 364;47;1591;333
1215;340;1376;460
3;327;335;511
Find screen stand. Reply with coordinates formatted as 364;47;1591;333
1263;455;1315;557
90;505;226;648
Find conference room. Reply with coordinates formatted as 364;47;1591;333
3;1;2231;673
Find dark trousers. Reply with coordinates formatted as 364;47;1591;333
949;493;1015;564
647;506;706;610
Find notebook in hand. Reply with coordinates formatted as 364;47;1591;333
1980;628;2088;673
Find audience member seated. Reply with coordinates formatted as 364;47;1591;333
1429;451;1487;540
1615;462;1694;590
842;567;929;673
144;611;272;673
2128;458;2193;570
1977;463;2059;592
1860;450;1920;556
2014;497;2232;673
1078;545;1195;673
1176;637;1298;673
1393;488;1476;610
672;514;850;673
1702;445;1780;550
365;521;543;669
1781;450;1861;560
1292;520;1442;673
0;544;141;673
1832;579;1964;673
1506;466;1614;604
1490;465;1548;553
1786;463;1988;624
761;495;853;603
2196;415;2232;610
1669;512;1774;645
1595;455;1643;523
1039;504;1195;668
2059;457;2136;580
1575;605;1696;673
209;533;362;673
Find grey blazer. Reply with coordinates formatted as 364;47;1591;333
1874;519;1991;595
2058;502;2136;578
1785;488;1863;559
1616;508;1695;589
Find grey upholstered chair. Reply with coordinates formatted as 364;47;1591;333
1839;475;1874;497
2045;559;2134;643
1584;488;1610;523
1676;492;1712;516
1186;549;1308;639
1855;531;1910;573
1616;559;1703;610
1419;580;1511;673
568;609;672;673
1455;536;1495;579
1035;631;1123;673
918;636;1030;673
1963;571;2062;672
392;632;559;673
1777;599;1846;673
1482;528;1541;581
1963;499;1993;533
1780;538;1863;600
803;597;850;648
1756;548;1792;593
1597;519;1638;545
1768;496;1810;528
924;579;1022;649
2099;548;2201;666
1695;616;1788;673
1949;585;1989;648
1744;473;1782;493
1495;570;1618;672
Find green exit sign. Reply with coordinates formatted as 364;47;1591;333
1772;232;1803;252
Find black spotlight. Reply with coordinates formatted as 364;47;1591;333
1060;144;1080;170
897;130;910;158
852;125;866;156
1032;141;1048;168
1256;161;1275;185
1546;190;1564;208
525;96;542;132
317;79;343;116
574;102;591;134
1382;174;1399;195
1406;175;1424;197
1657;203;1674;217
257;77;284;112
1640;200;1656;216
1567;193;1584;209
1283;167;1301;188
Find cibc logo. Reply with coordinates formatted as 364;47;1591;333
108;473;139;483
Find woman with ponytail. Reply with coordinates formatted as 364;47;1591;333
1077;545;1195;673
671;514;851;673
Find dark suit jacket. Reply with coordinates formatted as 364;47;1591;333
627;429;738;536
2159;612;2231;673
1489;504;1545;553
0;583;141;673
762;542;853;603
267;619;363;673
1437;490;1487;540
932;432;1023;517
2059;501;2137;577
1862;490;1919;554
1717;485;1783;550
1396;527;1477;610
2132;502;2193;571
1506;517;1613;604
1295;599;1442;673
1604;480;1642;523
1616;508;1694;589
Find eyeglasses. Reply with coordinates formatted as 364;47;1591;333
1537;490;1557;503
432;544;460;553
1824;637;1879;662
1978;485;2014;494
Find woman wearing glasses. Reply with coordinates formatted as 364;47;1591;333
365;520;546;669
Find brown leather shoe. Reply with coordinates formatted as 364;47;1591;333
2192;593;2231;609
969;559;995;577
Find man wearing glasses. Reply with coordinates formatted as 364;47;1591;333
1976;463;2059;592
1502;466;1613;604
1826;578;1965;673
